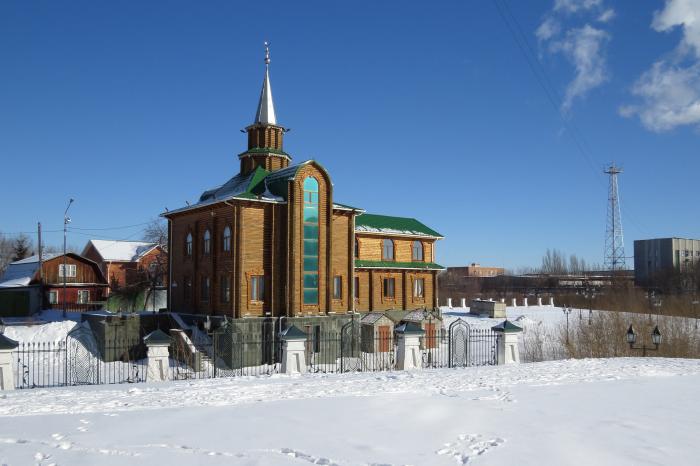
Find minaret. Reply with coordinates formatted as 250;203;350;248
239;42;291;175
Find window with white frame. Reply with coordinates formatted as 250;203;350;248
186;233;193;256
412;240;424;261
77;290;89;304
48;291;58;304
58;264;76;278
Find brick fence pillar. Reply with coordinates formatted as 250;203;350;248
281;325;307;374
491;320;523;365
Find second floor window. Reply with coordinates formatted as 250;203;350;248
185;233;193;256
382;239;394;261
203;230;211;255
223;226;231;252
58;264;76;278
412;240;424;261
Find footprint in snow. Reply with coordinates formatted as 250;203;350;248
34;452;50;461
436;434;505;464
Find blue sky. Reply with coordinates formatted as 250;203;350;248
1;0;699;270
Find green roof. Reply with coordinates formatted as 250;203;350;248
238;147;290;157
0;333;19;350
143;329;172;345
355;213;443;238
355;259;445;270
280;325;307;340
491;320;523;333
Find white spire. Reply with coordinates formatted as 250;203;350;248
254;41;277;125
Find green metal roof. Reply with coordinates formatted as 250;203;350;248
280;325;307;340
491;320;523;333
237;147;291;158
355;213;443;238
395;322;424;335
0;333;19;350
143;329;172;345
355;259;445;270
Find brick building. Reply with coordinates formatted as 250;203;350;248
82;240;167;294
163;46;443;317
446;263;505;278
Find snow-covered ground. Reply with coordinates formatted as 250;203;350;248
1;357;699;465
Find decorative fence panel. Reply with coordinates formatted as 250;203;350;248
10;317;500;390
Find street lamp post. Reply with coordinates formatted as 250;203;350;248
562;306;572;344
62;198;74;318
626;324;662;357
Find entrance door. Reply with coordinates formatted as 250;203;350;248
377;325;391;353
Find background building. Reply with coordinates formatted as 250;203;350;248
446;263;505;278
634;237;700;286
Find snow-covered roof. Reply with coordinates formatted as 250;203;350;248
84;240;158;262
0;253;59;288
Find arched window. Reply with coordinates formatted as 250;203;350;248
382;239;394;261
412;240;424;261
223;226;231;252
303;177;319;305
185;233;193;256
203;230;211;255
354;237;359;259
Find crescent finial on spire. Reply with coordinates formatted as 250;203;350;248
264;41;270;66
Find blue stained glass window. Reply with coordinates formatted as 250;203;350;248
303;177;319;304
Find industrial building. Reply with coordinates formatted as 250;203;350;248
633;237;700;285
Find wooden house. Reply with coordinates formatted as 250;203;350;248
162;45;444;318
0;253;108;313
82;240;167;294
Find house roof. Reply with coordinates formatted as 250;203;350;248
0;253;58;287
355;213;443;238
0;252;107;287
83;240;159;263
360;312;391;325
355;259;445;271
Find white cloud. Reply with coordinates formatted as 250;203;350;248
622;0;700;131
598;8;616;23
537;1;614;111
554;0;603;14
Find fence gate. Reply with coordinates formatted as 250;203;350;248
212;323;244;377
448;319;470;368
65;325;101;385
447;318;499;368
339;319;361;372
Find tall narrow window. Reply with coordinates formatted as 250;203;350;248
220;275;230;303
354;276;360;299
354;237;359;258
48;291;58;304
383;277;395;298
303;177;319;305
412;240;424;261
201;276;210;302
382;239;394;261
413;278;425;298
223;226;231;252
186;233;193;256
203;230;211;255
333;276;342;300
251;275;265;302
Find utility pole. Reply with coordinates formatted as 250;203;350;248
63;199;74;318
37;222;43;282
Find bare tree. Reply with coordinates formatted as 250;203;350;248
0;233;14;275
143;219;168;248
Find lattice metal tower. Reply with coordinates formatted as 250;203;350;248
604;163;626;271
